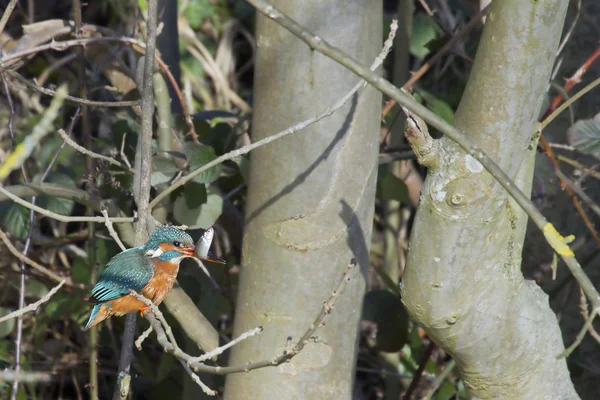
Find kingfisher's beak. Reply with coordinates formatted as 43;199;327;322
201;251;226;264
181;246;198;258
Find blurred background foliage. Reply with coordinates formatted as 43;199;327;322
0;0;599;399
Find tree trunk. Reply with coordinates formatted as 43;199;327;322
224;1;381;398
401;1;579;398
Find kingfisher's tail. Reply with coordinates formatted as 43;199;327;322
85;304;107;330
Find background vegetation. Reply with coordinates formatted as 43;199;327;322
0;0;599;399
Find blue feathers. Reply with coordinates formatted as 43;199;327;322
144;227;194;251
88;247;154;304
85;304;102;329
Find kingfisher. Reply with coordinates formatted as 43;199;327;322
84;226;224;329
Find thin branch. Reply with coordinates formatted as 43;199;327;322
556;170;600;219
555;0;581;57
0;85;68;181
187;327;263;365
101;207;127;251
0;370;52;383
7;70;140;107
148;19;399;209
381;4;491;118
244;0;600;312
0;0;18;35
133;259;357;376
0;186;132;223
422;359;456;400
179;359;217;396
57;128;133;171
579;287;600;345
556;154;600;181
0;280;66;323
559;307;599;359
0;183;133;222
0;228;84;288
1;32;198;142
402;341;436;399
539;136;600;246
134;326;153;350
540;76;600;131
114;1;159;398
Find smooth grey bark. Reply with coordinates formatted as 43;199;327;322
401;1;579;399
224;1;381;399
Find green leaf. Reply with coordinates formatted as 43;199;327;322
151;155;180;186
377;171;409;204
44;293;73;319
418;89;454;123
0;201;30;239
25;280;49;299
185;182;208;209
410;13;443;60
37;172;76;215
232;155;249;182
361;290;409;353
0;307;15;338
71;257;91;284
173;185;223;229
437;380;458;400
182;0;213;28
185;144;222;184
569;113;600;158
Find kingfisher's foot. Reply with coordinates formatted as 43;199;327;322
139;306;152;317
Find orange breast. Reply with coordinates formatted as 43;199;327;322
139;259;180;306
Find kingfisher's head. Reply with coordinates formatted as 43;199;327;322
143;226;196;262
143;226;225;264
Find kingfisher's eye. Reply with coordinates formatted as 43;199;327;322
173;241;181;247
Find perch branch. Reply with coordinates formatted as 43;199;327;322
131;259;356;378
114;1;159;398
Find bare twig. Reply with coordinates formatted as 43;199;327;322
134;326;154;350
179;360;217;396
0;228;84;288
402;341;436;399
1;32;198;142
244;0;600;314
114;1;159;398
101;207;127;251
57;128;133;171
132;259;357;377
0;85;68;181
0;280;66;323
556;170;600;219
422;359;456;400
148;19;399;209
0;0;18;35
579;287;600;345
559;306;599;359
0;186;133;223
381;4;491;118
188;327;263;365
7;71;140;107
0;370;52;383
540;76;600;131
